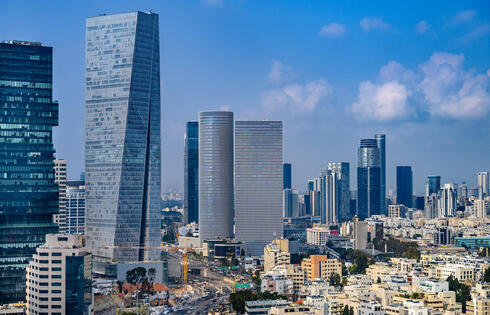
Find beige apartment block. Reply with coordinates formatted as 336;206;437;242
301;255;342;281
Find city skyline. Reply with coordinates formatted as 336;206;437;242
1;1;489;194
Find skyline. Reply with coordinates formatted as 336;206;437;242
1;1;489;194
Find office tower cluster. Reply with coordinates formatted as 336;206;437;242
183;111;284;255
0;41;60;303
423;175;462;219
357;134;386;219
305;163;350;224
85;11;162;265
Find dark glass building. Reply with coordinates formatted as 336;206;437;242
184;121;199;224
396;166;413;208
375;134;386;213
0;40;59;303
357;139;381;219
426;175;441;196
283;163;292;189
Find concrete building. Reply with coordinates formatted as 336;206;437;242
438;183;457;217
264;239;290;272
261;275;294;295
357;301;385;315
478;171;489;199
301;255;342;281
85;12;162;264
306;225;331;246
54;159;67;233
283;188;300;218
468;283;490;315
354;218;369;250
26;234;91;315
198;111;234;242
245;300;289;315
234;121;283;256
388;204;407;218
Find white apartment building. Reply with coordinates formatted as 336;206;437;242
357;301;385;315
26;234;91;315
264;238;290;272
306;225;331;246
436;264;475;282
261;275;294;295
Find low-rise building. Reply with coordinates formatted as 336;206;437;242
264;238;291;272
245;299;289;315
301;255;342;281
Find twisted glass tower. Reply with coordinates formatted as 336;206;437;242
0;41;59;303
85;12;161;265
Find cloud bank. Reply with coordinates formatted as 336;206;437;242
350;52;490;121
320;23;347;36
360;17;391;31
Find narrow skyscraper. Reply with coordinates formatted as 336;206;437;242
198;111;234;242
85;12;161;265
184;121;199;224
54;159;67;233
0;40;59;303
328;162;350;222
396;166;413;208
234;121;283;255
283;163;292;189
478;171;489;199
375;134;386;213
357;139;381;219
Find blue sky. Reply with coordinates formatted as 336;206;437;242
1;0;489;194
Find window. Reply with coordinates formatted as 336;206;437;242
52;267;61;271
52;305;61;309
51;274;61;279
52;260;62;264
52;252;62;256
51;290;61;294
51;297;61;302
39;260;48;264
57;237;68;241
39;252;48;256
39;297;48;302
39;275;48;279
39;282;48;286
52;282;62;286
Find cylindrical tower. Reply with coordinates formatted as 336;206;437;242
198;111;234;242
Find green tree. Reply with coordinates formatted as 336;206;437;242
447;275;471;312
229;290;287;314
126;267;147;286
403;246;421;261
116;280;124;294
484;266;490;282
329;273;341;287
376;277;381;284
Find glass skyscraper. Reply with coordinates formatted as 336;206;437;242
283;163;292;189
0;41;59;303
184;121;199;224
396;166;413;208
357;138;381;219
328;162;350;222
198;111;234;242
85;12;161;265
234;121;283;256
375;134;386;213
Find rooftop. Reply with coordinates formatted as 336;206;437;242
2;40;42;46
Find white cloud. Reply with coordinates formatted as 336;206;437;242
466;24;490;39
268;61;295;83
419;52;490;119
351;81;412;121
360;17;390;31
320;23;347;36
415;20;430;35
449;10;476;26
351;52;490;121
261;79;332;114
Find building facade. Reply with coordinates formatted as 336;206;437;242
26;234;91;315
184;121;198;224
301;255;342;281
375;134;386;214
357;139;381;219
66;180;85;235
438;183;457;217
234;121;283;256
54;159;67;233
0;41;59;303
396;166;413;208
328;162;350;222
85;12;161;263
478;171;489;199
283;163;292;189
198;111;234;242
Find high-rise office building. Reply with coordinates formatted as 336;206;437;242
320;170;337;224
26;234;92;315
426;175;441;197
478;171;489;199
396;166;413;208
357;139;381;219
198;111;234;241
328;162;350;222
438;183;457;217
0;40;59;303
184;121;199;224
66;180;85;235
375;134;386;213
85;12;161;264
283;163;292;189
234;121;283;255
283;188;300;218
54;159;67;233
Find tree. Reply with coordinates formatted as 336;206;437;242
329;273;341;287
484;266;490;282
126;267;147;286
229;290;287;314
116;280;124;294
403;246;421;261
377;277;381;284
447;275;471;313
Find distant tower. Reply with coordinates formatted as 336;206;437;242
54;159;67;233
357;139;381;219
198;111;234;242
234;121;283;255
328;162;350;222
478;171;489;199
184;121;199;224
396;166;413;208
375;134;386;214
438;184;457;217
283;163;292;189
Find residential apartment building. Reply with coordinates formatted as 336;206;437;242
301;255;342;281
